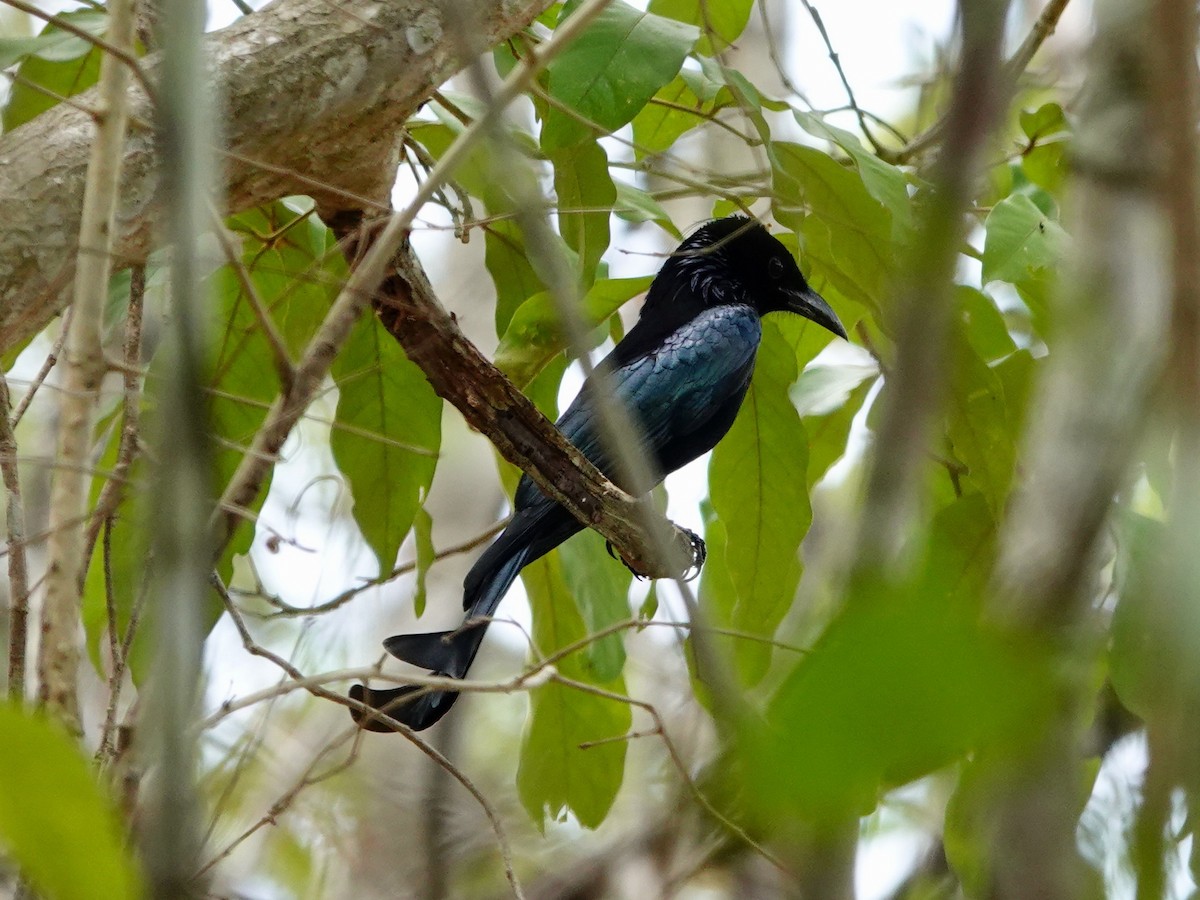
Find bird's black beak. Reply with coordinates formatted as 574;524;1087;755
785;285;847;341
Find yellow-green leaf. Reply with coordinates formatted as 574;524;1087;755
0;705;142;900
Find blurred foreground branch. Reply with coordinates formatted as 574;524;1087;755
855;0;1012;568
982;0;1171;896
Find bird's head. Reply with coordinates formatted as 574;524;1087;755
671;216;848;341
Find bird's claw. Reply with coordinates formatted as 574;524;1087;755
680;527;706;581
606;539;647;580
606;530;706;582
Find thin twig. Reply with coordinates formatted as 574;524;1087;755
890;0;1074;164
195;730;360;879
799;0;890;157
549;672;792;878
253;517;509;618
758;0;809;101
1005;0;1072;80
81;265;146;580
209;575;526;898
12;311;70;428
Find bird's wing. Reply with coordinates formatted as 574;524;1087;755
515;304;760;508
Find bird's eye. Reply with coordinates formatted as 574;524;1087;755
768;256;785;279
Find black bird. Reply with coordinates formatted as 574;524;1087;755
351;216;846;732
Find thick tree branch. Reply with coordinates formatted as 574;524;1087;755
332;218;699;581
0;0;556;356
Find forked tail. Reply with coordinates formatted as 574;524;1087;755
350;531;533;732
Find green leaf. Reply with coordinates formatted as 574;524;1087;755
704;319;812;685
0;10;107;69
647;0;752;55
613;180;681;237
1019;102;1068;141
793;111;915;240
944;336;1016;516
695;57;790;115
802;379;871;489
1018;106;1071;198
541;0;699;151
559;530;632;682
517;554;631;829
957;285;1016;362
744;495;1054;823
0;705;142;900
495;276;652;388
982;193;1067;286
2;11;108;131
631;75;697;157
209;203;344;564
630;72;734;158
693;501;736;709
486;221;549;335
411;504;435;618
1022;140;1070;196
771;141;893;313
331;313;442;574
551;140;616;287
992;349;1035;437
790;359;878;418
1109;511;1200;724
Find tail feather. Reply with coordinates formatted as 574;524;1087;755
348;683;457;732
351;530;535;732
383;622;483;676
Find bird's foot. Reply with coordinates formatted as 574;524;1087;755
680;528;706;581
605;528;707;582
606;539;648;580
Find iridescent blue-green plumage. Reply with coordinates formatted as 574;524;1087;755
351;216;846;732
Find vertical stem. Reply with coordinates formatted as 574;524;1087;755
0;373;29;701
37;0;138;732
1133;0;1200;892
984;1;1170;897
138;2;215;896
854;0;1012;568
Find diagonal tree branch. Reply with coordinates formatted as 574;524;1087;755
330;219;701;581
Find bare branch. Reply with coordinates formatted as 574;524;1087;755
38;0;138;733
208;575;527;898
81;266;145;583
0;373;29;701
